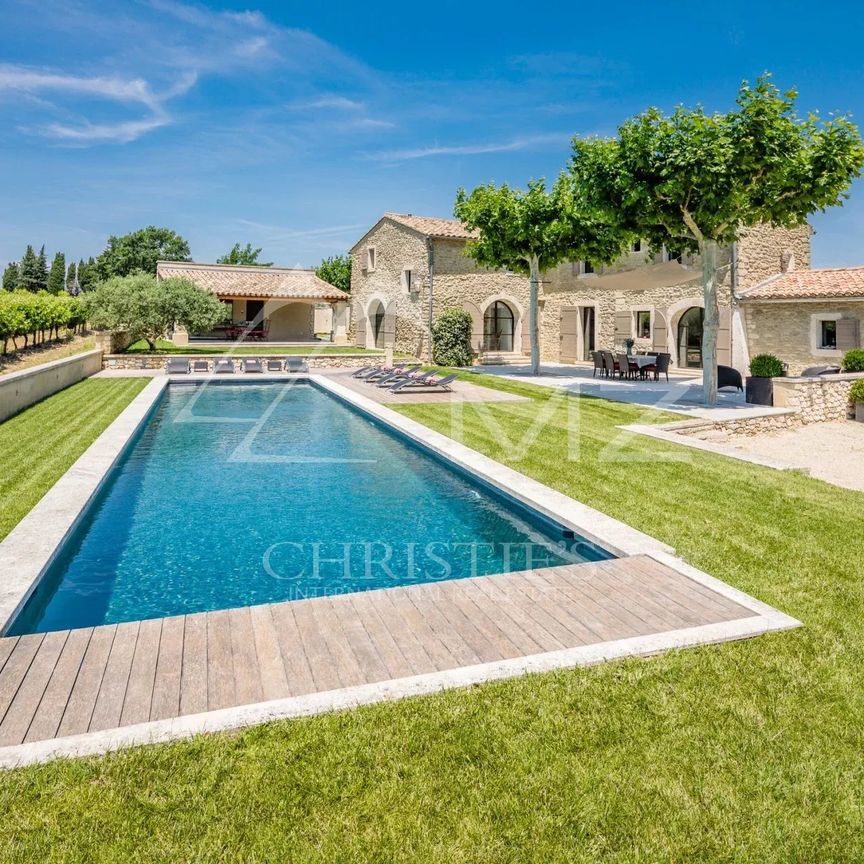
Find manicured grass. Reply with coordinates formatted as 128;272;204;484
125;339;386;355
0;378;148;541
2;374;864;861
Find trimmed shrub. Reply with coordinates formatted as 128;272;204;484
749;353;784;378
432;308;474;367
842;349;864;373
849;380;864;405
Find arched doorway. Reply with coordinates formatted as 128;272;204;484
367;300;385;349
483;300;515;352
677;306;704;368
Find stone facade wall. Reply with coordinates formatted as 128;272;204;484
350;218;813;368
350;219;430;356
102;354;385;371
735;224;812;290
742;301;864;375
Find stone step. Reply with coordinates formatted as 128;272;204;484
479;352;528;366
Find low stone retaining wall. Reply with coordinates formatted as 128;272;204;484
102;353;389;371
0;350;103;423
672;412;801;438
773;372;863;424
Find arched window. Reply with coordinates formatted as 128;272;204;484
483;301;515;352
677;306;704;368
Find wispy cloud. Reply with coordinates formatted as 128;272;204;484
367;132;573;162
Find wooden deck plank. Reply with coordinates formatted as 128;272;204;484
0;634;44;727
150;616;185;722
248;604;290;701
327;596;390;683
400;585;485;666
24;628;92;743
268;602;317;697
445;582;526;659
0;637;19;677
179;613;208;716
229;606;263;706
308;597;366;688
119;618;162;727
369;588;452;671
549;565;667;637
90;621;139;732
206;610;236;711
0;631;66;746
57;625;116;737
460;579;562;654
348;591;420;679
285;599;340;692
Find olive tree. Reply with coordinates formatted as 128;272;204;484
570;75;864;404
455;177;630;374
83;273;225;351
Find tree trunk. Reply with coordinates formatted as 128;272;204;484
528;256;541;375
146;337;157;352
701;239;720;406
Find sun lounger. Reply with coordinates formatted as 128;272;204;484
286;357;309;373
377;367;434;387
242;358;263;373
352;364;383;378
366;364;420;384
192;359;209;373
166;357;190;374
266;358;283;372
213;358;235;374
390;373;458;394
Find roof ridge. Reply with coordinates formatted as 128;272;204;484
157;260;315;273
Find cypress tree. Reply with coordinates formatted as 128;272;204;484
37;245;49;290
77;257;97;292
2;262;18;292
66;261;78;294
47;251;66;294
17;245;42;292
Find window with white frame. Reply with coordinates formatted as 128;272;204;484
401;268;415;293
634;310;652;339
810;312;843;355
366;246;376;272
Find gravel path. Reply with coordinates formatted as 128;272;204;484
728;421;864;492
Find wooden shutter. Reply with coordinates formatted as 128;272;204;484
354;303;366;348
614;310;631;346
837;318;861;352
463;301;483;354
559;307;580;363
382;302;396;348
652;310;668;353
717;306;732;366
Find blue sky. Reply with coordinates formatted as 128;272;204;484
1;0;863;269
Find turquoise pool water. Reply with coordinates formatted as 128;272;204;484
10;382;611;635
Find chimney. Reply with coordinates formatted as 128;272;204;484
780;250;795;273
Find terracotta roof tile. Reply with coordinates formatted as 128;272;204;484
155;261;348;301
383;212;479;240
741;267;864;301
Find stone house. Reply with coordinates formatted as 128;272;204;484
349;213;813;370
738;267;864;374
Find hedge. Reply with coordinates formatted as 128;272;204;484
432;308;474;367
0;291;82;354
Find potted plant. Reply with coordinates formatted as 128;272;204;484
842;349;864;373
850;380;864;422
746;354;784;406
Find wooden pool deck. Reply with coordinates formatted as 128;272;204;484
0;553;793;763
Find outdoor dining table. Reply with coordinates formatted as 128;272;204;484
629;354;657;370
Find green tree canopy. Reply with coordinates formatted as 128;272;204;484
570;74;864;403
77;257;97;292
216;243;272;266
82;273;225;351
2;262;18;292
314;254;351;293
66;261;78;294
17;245;46;292
95;227;191;279
455;176;631;373
47;251;66;294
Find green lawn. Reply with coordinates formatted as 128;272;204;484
125;339;386;355
2;374;864;862
0;378;148;542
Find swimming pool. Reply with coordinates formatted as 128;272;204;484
9;381;612;635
